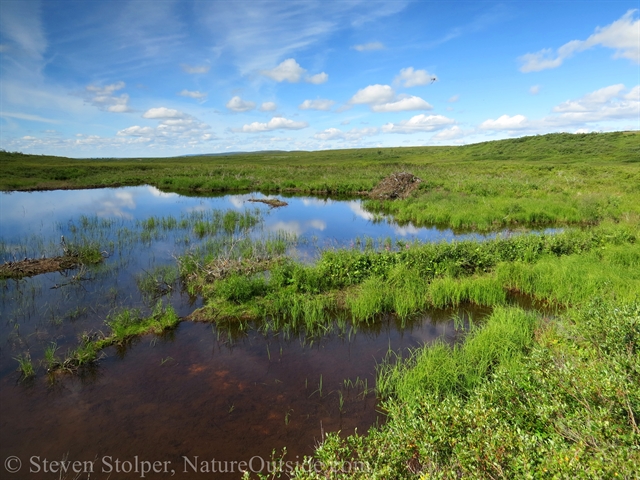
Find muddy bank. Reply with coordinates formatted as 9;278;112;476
0;256;81;278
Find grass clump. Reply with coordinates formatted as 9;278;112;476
14;353;36;379
52;301;180;372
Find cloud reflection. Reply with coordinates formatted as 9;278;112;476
94;190;136;218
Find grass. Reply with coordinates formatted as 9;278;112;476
188;219;638;328
14;353;35;379
49;301;180;372
2;132;639;231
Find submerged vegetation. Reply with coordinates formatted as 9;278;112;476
2;132;639;475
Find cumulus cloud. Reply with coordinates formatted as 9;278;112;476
350;84;396;105
381;114;455;133
432;125;465;140
530;85;541;95
306;72;328;84
480;114;529;130
349;85;432;112
226;96;256;112
117;126;155;136
259;58;327;84
240;117;308;132
299;99;335;111
260;102;277;112
352;41;385;51
546;84;639;124
142;107;185;119
181;64;210;74
118;108;213;145
448;94;460;103
314;127;379;141
519;10;640;72
371;95;433;112
85;82;132;113
178;90;207;100
394;67;437;87
260;58;306;82
477;84;639;133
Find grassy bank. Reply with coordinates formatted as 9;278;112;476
184;219;639;478
2;132;639;231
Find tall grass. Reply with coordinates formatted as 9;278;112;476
377;307;538;403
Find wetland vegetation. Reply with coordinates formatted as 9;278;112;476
1;131;638;478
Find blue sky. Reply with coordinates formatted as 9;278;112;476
0;0;638;158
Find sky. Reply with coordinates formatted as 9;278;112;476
0;0;638;158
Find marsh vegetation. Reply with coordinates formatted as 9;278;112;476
1;132;638;478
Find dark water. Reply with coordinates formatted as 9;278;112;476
0;187;505;479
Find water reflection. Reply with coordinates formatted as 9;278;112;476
1;186;503;249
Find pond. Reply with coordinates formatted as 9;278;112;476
1;186;515;479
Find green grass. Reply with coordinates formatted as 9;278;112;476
2;132;639;231
189;220;638;327
14;353;36;379
51;301;180;372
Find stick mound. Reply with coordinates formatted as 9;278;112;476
369;172;422;200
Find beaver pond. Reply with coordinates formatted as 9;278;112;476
1;186;541;479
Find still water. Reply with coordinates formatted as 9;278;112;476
0;187;499;479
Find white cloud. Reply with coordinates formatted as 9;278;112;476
260;58;306;82
381;114;455;133
118;108;213;145
480;114;529;130
181;64;210;74
352;42;385;51
371;95;433;112
519;10;640;72
553;84;625;112
117;126;155;136
299;99;335;111
240;117;308;132
530;85;541;95
260;102;277;112
314;127;379;142
545;84;639;124
350;84;395;105
432;126;465;140
226;96;256;112
306;72;328;84
178;90;207;100
142;107;185;119
448;95;460;103
85;82;132;113
476;84;639;134
394;67;437;87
